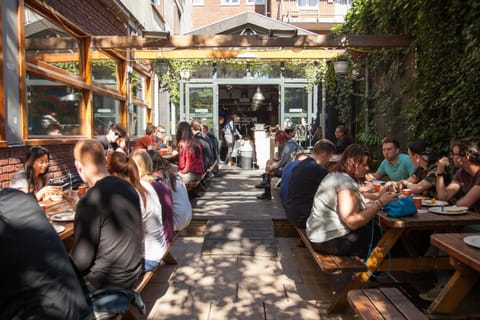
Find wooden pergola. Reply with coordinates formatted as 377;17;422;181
26;34;412;61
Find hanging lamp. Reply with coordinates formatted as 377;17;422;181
251;86;265;102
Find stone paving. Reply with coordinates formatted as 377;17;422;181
140;165;480;319
142;166;355;319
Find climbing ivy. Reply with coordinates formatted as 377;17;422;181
336;0;480;154
153;59;327;104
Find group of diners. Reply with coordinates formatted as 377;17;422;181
272;134;480;300
2;121;218;318
267;134;480;256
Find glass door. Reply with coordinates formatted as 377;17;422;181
281;84;316;148
185;83;218;137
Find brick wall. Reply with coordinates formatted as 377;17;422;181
44;0;128;35
192;1;266;29
0;144;76;189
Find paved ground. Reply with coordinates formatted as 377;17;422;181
140;165;480;319
141;166;355;319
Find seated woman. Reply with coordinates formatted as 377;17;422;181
306;144;398;257
334;125;354;154
10;146;61;201
175;122;205;184
396;140;440;197
107;151;168;272
255;130;302;200
151;152;192;232
131;150;175;246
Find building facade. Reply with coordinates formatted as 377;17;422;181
0;0;180;188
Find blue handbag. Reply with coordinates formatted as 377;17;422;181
384;197;418;217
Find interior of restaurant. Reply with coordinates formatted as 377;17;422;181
218;84;279;139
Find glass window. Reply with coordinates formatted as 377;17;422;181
131;71;145;100
24;8;80;75
246;0;264;4
297;0;318;9
192;0;204;5
27;73;81;136
92;51;118;89
221;0;240;5
93;94;121;136
128;105;146;137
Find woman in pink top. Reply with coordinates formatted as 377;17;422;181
176;122;204;184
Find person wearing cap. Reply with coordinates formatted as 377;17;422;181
436;137;480;211
396;140;442;197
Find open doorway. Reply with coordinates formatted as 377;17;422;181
218;84;279;139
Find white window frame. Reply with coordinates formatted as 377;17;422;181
192;0;204;6
246;0;264;5
297;0;318;10
221;0;240;6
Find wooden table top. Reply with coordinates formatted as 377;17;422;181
40;199;75;240
377;209;480;229
431;233;480;272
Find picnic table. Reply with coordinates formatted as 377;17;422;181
330;208;480;312
427;233;480;314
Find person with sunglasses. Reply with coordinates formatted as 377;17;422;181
96;123;127;153
10;146;61;201
436;138;480;211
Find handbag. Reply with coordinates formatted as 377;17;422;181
384;196;418;218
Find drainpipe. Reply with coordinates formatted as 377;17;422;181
265;0;270;17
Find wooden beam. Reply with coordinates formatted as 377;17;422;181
135;48;346;60
92;34;412;50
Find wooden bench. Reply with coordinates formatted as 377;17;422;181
186;160;218;195
295;226;366;274
347;287;427;320
134;232;179;292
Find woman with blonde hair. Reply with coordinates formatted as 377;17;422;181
150;151;192;232
131;150;175;245
107;151;167;272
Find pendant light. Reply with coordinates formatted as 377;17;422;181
251;86;265;103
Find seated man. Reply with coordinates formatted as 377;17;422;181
191;120;215;170
285;139;335;228
71;140;144;291
96;123;127;153
279;152;309;206
436;137;480;211
134;124;156;151
373;137;417;181
0;188;91;320
255;130;303;200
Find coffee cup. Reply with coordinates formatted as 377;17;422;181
373;183;381;192
402;189;412;196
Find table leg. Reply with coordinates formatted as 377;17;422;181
427;257;480;314
328;228;403;312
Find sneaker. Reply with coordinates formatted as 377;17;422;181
419;283;444;302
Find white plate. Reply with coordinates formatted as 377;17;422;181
429;206;469;215
422;199;449;207
50;212;75;222
417;209;428;214
49;195;63;202
464;235;480;249
52;224;65;234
